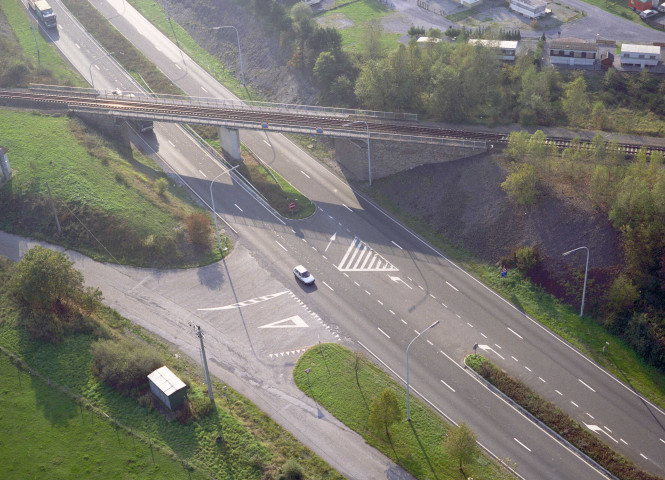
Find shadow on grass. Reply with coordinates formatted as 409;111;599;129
509;293;526;314
409;421;439;480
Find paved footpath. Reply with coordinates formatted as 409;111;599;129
0;231;413;480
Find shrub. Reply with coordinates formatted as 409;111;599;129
606;274;639;314
514;246;539;272
283;459;304;480
185;211;212;247
91;338;163;396
155;177;169;196
408;25;426;36
501;163;538;206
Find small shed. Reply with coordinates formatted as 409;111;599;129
147;366;187;410
600;51;615;70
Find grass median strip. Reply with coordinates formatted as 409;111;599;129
294;343;516;480
466;354;663;480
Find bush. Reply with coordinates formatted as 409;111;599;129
408;25;426;36
155;177;169;196
514;246;539;272
283;459;304;480
501;163;538;206
91;338;163;396
185;212;212;247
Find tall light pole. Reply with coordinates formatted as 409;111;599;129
89;52;115;90
406;320;440;421
212;26;245;86
209;165;239;251
563;246;589;317
345;121;372;185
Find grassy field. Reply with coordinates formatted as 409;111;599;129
0;277;344;480
0;0;85;86
318;0;401;53
0;109;226;267
294;343;515;480
126;0;258;102
0;350;208;480
367;183;665;411
576;0;642;23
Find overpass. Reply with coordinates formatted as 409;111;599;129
0;85;486;161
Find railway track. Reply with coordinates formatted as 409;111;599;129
1;89;663;156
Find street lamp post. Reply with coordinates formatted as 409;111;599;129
345;121;372;185
209;165;239;251
212;26;245;86
562;246;589;317
89;52;115;90
406;320;440;421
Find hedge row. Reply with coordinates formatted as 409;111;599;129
470;356;662;480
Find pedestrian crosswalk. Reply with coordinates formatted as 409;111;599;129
336;237;398;272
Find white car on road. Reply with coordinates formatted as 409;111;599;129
293;265;315;285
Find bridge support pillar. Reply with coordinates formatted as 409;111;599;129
218;127;241;161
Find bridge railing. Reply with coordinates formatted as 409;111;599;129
28;84;418;121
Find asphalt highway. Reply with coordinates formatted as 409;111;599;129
23;0;665;478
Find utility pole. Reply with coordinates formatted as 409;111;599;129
195;325;215;404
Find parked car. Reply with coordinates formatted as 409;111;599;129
640;9;658;19
658;3;665;13
293;265;315;285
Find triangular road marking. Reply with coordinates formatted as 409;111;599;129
258;315;309;329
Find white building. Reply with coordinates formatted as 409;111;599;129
620;43;661;68
510;0;548;18
468;39;519;61
416;36;441;44
549;38;597;66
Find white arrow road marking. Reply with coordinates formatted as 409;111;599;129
584;423;618;443
478;344;505;360
198;291;288;311
324;232;337;252
259;315;309;329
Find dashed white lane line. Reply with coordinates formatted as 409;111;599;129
661;438;665;445
539;377;546;383
342;203;353;212
168;140;175;147
377;327;390;339
377;300;383;306
75;43;80;49
467;322;474;328
508;327;523;339
640;453;648;460
343;273;349;278
263;140;270;146
389;310;395;315
291;228;296;233
201;86;208;93
234;204;243;212
525;366;532;372
455;314;461;319
426;340;433;346
354;281;360;286
275;241;287;252
511;356;518;362
311;246;317;252
620;438;628;445
198;169;207;177
603;426;612;433
418;285;424;290
495;344;502;349
401;319;407;325
578;379;596;393
300;170;310;178
555;389;563;396
445;281;459;292
94;64;100;70
441;302;448;308
430;294;436;299
391;241;403;250
365;290;371;295
441;379;456;392
480;333;487;338
571;401;579;408
407;276;413;282
322;255;327;260
514;438;532;452
175;63;182;70
301;238;307;243
586;413;594;419
322;281;334;291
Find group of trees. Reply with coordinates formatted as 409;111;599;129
501;132;665;369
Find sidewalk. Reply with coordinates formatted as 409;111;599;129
0;231;414;480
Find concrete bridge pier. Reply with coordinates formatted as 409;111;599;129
218;126;241;161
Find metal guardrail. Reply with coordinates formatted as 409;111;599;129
29;84;418;121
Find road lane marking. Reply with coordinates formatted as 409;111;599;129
201;86;208;93
354;281;360;286
300;170;310;178
478;344;504;360
174;63;182;70
75;43;80;49
539;377;546;383
480;333;487;338
342;203;353;212
467;322;473;328
199;291;288;311
275;241;287;251
263;140;270;146
365;290;371;295
441;302;448;308
338;237;398;272
343;273;349;278
578;379;596;393
585;423;618;443
511;356;518;362
427;340;433;346
455;314;461;318
640;453;648;460
94;64;100;70
445;281;459;291
661;438;665;445
407;276;413;281
168;140;175;147
234;204;243;212
198;169;207;177
322;255;327;260
377;327;390;339
311;246;317;252
514;438;531;452
401;319;407;325
603;426;612;433
495;344;502;349
571;401;579;407
391;240;403;250
586;413;594;419
507;327;523;339
414;330;420;335
377;300;383;305
555;389;563;395
620;438;628;445
525;366;531;372
322;281;334;291
418;285;424;290
441;380;456;392
389;310;395;315
259;315;308;329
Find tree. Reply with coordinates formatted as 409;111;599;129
445;422;479;472
368;389;401;438
185;212;212;246
8;245;84;312
501;163;538;206
562;76;590;127
361;19;386;60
